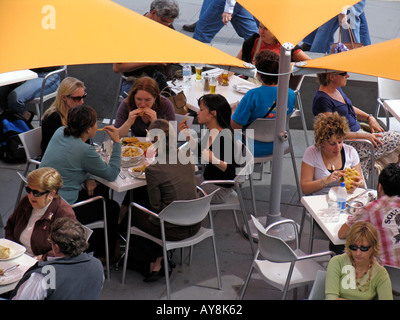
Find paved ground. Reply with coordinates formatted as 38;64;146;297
1;0;399;303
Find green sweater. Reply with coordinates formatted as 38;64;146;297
325;254;393;300
40;126;121;204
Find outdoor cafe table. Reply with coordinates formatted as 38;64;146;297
0;70;38;87
0;250;37;295
383;99;400;123
169;69;260;113
300;188;368;246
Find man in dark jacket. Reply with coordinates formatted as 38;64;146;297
11;217;104;300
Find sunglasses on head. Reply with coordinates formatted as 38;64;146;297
67;92;87;102
25;186;49;197
337;72;348;76
349;244;371;252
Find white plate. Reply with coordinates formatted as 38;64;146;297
128;167;146;179
0;239;26;261
0;262;24;285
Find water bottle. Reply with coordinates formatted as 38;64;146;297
336;182;347;215
182;64;192;88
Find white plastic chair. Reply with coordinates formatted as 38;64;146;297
308;270;327;300
244;117;301;216
200;140;256;254
109;74;127;125
384;265;400;296
343;138;376;189
239;216;334;300
375;77;400;131
14;127;42;209
289;75;310;146
121;188;222;300
71;195;110;280
27;66;68;125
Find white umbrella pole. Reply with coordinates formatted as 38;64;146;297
267;45;292;224
243;45;297;242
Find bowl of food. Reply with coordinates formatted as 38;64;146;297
121;146;143;168
129;165;147;178
346;200;363;215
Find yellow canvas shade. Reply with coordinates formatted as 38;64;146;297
297;37;400;81
236;0;360;47
0;0;246;73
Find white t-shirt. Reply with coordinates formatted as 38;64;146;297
19;203;51;255
302;144;360;195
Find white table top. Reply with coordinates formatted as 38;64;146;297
0;253;37;295
95;168;147;193
0;70;38;87
169;69;260;112
383;99;400;123
301;188;368;245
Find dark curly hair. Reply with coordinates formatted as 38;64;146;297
49;217;88;257
254;50;279;85
378;163;400;197
313;112;350;147
64;105;97;138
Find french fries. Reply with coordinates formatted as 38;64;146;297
132;165;146;173
122;146;142;157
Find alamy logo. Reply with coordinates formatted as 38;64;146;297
341;265;356;290
42;5;56;30
41;265;56;290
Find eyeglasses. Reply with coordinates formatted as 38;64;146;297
349;245;371;252
336;72;348;77
25;186;49;197
67;92;87;102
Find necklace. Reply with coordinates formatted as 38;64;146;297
352;261;373;292
322;151;336;171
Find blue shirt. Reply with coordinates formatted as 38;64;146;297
312;87;361;132
231;85;295;157
40;126;121;204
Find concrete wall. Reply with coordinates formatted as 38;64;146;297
54;64;379;129
64;63;121;120
291;74;379;130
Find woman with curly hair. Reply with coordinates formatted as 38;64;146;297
325;221;393;300
301;112;365;195
313;71;400;180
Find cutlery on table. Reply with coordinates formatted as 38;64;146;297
0;264;19;276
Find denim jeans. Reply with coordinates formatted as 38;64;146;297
0;71;60;114
341;0;371;46
302;0;370;53
193;0;258;44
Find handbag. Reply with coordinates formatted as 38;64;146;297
331;26;363;53
161;87;189;115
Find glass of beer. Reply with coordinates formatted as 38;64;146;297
195;64;203;81
209;76;217;94
221;70;229;86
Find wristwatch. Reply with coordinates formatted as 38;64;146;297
367;114;373;121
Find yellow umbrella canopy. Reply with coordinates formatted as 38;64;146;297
0;0;247;73
236;0;360;47
296;37;400;81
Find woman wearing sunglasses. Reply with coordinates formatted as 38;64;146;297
325;221;393;300
5;167;76;260
313;71;400;181
41;77;87;154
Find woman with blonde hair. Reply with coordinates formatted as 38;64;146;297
325;221;393;300
114;76;175;138
5;167;76;260
41;77;86;153
301;112;364;196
